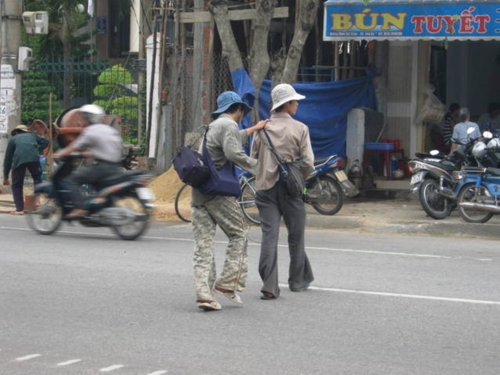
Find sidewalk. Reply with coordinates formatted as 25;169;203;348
2;187;499;239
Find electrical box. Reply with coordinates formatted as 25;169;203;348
18;47;33;71
22;11;49;35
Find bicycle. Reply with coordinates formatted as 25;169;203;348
174;171;260;225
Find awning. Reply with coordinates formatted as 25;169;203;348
323;0;500;41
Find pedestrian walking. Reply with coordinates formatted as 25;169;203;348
251;83;315;300
192;91;267;311
2;125;50;215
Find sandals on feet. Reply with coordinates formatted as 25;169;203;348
10;211;24;216
214;287;243;304
260;292;277;300
197;300;222;311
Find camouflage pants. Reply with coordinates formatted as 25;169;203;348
192;195;249;302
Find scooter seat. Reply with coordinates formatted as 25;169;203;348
424;160;456;171
99;170;146;188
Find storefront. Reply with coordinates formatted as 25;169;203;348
323;0;500;160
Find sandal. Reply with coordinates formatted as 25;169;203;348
197;300;222;311
214;287;243;304
260;292;277;300
10;211;24;216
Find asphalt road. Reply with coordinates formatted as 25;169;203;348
1;216;500;375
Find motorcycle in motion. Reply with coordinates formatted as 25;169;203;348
408;128;491;219
25;154;155;240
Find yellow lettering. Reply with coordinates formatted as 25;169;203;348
381;12;406;30
354;9;378;31
331;13;353;30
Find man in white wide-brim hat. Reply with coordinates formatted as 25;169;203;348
251;83;315;300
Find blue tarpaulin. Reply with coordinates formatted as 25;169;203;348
231;69;377;160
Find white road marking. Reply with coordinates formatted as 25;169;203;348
308;285;500;306
15;354;41;361
100;364;125;372
57;359;82;366
146;371;168;375
0;226;493;262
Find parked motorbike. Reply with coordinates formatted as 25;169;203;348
408;128;485;219
25;154;155;240
455;142;500;223
302;154;358;215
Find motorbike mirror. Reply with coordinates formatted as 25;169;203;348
483;131;493;138
430;150;440;156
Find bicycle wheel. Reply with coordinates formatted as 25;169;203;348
239;176;261;225
175;184;192;222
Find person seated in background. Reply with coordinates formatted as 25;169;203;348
442;103;460;154
477;102;500;135
450;107;481;152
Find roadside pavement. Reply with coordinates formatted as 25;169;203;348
2;184;500;239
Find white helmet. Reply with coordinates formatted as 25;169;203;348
487;138;500;149
472;141;487;159
80;104;105;124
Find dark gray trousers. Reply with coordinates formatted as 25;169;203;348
255;183;314;297
66;161;121;209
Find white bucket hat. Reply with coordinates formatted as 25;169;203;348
271;83;305;112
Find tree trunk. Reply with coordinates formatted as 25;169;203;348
280;0;320;84
209;0;244;72
248;0;277;120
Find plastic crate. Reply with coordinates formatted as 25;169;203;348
365;142;395;150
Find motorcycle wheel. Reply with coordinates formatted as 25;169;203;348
174;184;192;223
110;195;150;240
309;175;344;215
239;176;261;225
457;183;494;223
25;192;63;235
418;179;452;220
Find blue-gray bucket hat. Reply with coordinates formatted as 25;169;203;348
211;91;252;119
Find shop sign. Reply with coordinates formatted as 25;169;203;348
324;1;500;41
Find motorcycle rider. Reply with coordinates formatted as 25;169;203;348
53;104;123;219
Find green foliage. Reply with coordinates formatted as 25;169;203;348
94;64;139;146
98;65;133;84
21;64;63;125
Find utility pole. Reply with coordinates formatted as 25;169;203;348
0;0;22;178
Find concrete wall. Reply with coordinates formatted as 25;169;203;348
385;42;414;155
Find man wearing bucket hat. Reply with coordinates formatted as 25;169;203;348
192;91;268;311
3;125;50;215
251;83;315;300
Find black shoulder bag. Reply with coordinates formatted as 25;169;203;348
172;125;210;188
261;129;305;198
198;130;241;197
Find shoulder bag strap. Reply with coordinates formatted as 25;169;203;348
188;124;208;148
262;128;286;164
261;129;289;176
